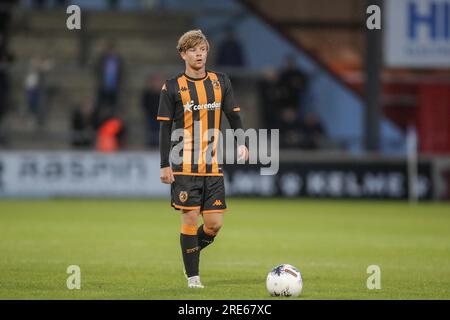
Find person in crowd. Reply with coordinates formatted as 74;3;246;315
278;55;309;112
0;49;12;146
95;110;127;153
0;0;15;145
108;0;119;10
298;112;327;150
94;40;124;115
141;74;162;148
259;59;313;149
0;0;16;52
24;57;53;129
55;0;67;7
32;0;66;8
32;0;45;9
70;96;95;148
259;67;284;130
279;107;303;149
216;28;245;67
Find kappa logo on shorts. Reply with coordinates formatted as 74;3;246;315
179;191;188;203
213;199;222;206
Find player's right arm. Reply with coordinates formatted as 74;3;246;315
157;81;175;184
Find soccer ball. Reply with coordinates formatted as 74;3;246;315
266;264;303;297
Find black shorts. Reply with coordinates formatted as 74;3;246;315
171;175;227;214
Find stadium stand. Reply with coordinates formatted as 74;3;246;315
242;0;450;153
6;8;192;149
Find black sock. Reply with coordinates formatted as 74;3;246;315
180;233;200;277
197;224;216;251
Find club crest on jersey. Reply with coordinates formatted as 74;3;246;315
211;79;220;90
179;191;188;203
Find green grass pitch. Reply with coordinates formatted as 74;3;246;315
0;198;449;299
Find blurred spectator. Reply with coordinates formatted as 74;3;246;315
279;107;303;149
279;55;308;111
95;40;124;115
259;68;284;129
259;68;303;148
24;57;53;128
216;28;245;67
32;0;45;9
298;112;327;150
0;0;14;145
55;0;67;7
141;74;162;148
70;96;95;148
95;110;127;153
32;0;66;9
259;65;320;149
109;0;119;10
0;1;16;53
0;49;13;146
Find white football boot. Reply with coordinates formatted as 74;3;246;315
187;275;204;288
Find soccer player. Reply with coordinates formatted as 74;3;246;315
157;30;248;288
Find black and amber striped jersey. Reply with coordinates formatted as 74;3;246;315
157;70;243;176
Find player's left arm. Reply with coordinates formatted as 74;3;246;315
222;74;249;161
157;81;175;184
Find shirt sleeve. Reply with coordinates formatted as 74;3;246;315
159;120;172;168
157;82;175;121
222;74;244;131
157;81;174;168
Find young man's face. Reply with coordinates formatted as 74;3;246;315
181;42;208;71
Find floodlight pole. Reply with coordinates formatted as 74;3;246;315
364;0;383;152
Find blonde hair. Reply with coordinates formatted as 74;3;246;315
176;29;209;53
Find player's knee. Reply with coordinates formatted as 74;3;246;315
182;210;199;226
205;221;222;235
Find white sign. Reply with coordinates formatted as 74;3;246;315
0;152;168;197
385;0;450;68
